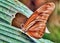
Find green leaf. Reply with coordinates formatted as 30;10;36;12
0;0;54;43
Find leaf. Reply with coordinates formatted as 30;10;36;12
0;0;54;43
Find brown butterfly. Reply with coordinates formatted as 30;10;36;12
21;2;55;39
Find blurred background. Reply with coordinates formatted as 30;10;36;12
19;0;58;11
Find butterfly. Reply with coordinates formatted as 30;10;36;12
21;2;55;39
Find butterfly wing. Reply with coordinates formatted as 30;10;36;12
23;2;55;39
